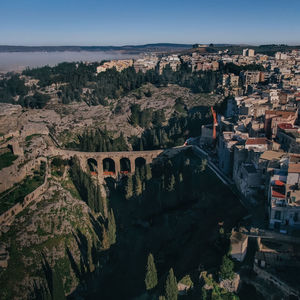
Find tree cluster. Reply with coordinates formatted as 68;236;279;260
144;253;178;300
120;152;207;219
129;104;166;129
20;92;51;108
69;157;106;215
131;107;212;150
219;62;265;76
67;128;128;152
0;75;29;103
18;61;221;107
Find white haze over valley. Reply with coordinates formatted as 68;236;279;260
0;51;137;72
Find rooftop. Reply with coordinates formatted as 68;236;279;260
230;231;247;245
265;110;296;118
245;137;268;145
259;150;285;161
278;123;297;130
288;163;300;174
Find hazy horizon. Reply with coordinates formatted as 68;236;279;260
1;42;300;47
0;51;137;72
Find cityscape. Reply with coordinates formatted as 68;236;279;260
0;0;300;300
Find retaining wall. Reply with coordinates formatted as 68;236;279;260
0;159;48;227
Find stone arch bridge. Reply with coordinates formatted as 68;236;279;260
51;148;164;177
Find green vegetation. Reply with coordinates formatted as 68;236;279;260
174;97;186;114
8;61;220;107
0;151;18;170
0;161;46;214
66;128;128;152
145;253;158;290
200;272;239;300
179;275;193;288
129;104;166;128
219;62;265;75
82;149;245;299
0;148;245;299
51;157;68;177
25;133;41;142
20;92;51;109
61;178;81;200
165;268;178;300
144;89;152;97
131;106;212;150
107;208;116;245
69;157;106;215
0;75;29;104
219;255;235;281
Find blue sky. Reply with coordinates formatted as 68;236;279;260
0;0;299;46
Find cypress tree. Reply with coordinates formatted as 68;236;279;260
219;255;235;281
125;175;133;199
107;209;116;245
165;268;178;300
101;224;110;250
96;185;103;215
145;253;158;290
139;138;144;150
145;164;152;181
134;175;142;196
51;267;66;300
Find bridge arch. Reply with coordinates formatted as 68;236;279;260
87;158;98;176
120;157;131;174
103;158;115;175
135;157;146;169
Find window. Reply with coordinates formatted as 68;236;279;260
275;211;281;220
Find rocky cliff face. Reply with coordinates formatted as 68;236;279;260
0;179;105;300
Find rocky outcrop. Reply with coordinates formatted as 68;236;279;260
0;180;105;300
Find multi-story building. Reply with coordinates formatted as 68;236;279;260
133;55;159;73
248;49;255;57
242;48;255;57
276;123;300;152
158;55;181;74
268;158;300;230
96;59;133;73
264;110;298;138
241;70;264;85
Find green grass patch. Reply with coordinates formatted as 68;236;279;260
25;134;41;143
0;162;46;214
61;178;81;200
0;152;18;170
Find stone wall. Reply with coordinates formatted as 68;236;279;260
0;131;20;143
0;157;45;193
0;159;49;227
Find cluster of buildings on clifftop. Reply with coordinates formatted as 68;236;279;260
183;47;300;234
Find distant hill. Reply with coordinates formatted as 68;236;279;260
1;43;298;55
0;43;193;53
